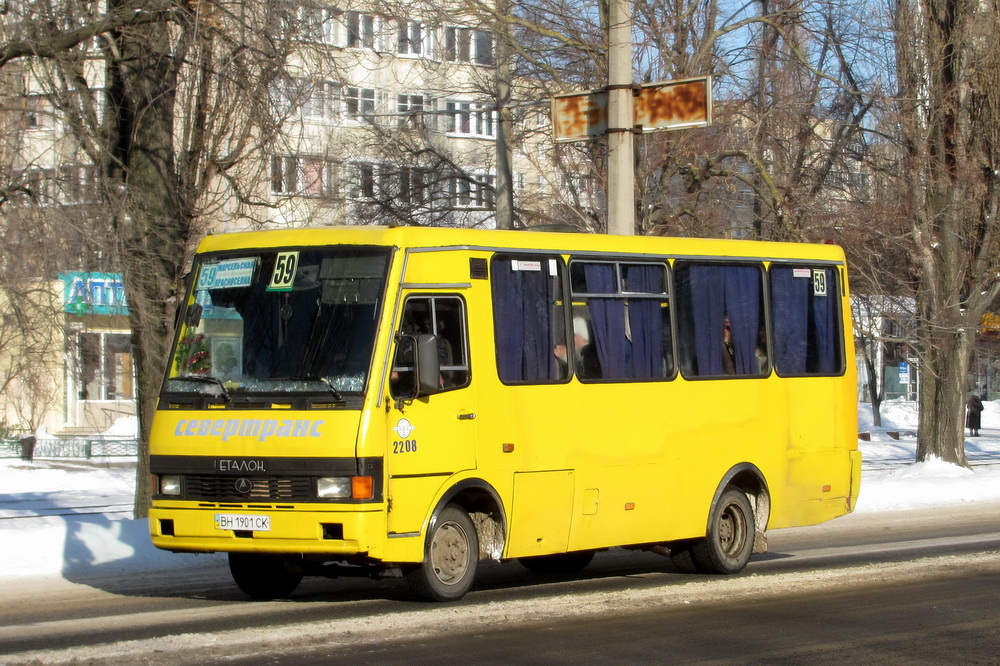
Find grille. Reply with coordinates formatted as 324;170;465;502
185;475;313;501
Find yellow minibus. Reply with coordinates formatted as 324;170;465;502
149;226;860;601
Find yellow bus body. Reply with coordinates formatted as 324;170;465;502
149;226;860;597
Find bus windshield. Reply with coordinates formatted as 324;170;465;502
164;246;391;399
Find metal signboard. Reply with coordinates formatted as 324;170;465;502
633;76;711;133
551;90;609;143
552;76;711;142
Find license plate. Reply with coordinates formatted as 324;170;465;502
215;513;271;532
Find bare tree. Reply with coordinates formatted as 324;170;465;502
892;0;1000;465
1;0;290;514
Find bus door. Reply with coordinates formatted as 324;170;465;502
385;293;477;536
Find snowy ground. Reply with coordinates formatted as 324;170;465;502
1;401;999;582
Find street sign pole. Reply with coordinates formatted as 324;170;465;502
606;0;635;236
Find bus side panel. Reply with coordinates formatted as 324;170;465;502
506;470;574;555
569;462;678;550
768;375;859;529
385;476;449;536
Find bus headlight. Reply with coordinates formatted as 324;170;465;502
317;477;352;499
317;476;374;500
160;474;182;496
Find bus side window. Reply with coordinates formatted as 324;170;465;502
675;262;766;378
491;255;568;384
770;266;843;376
391;295;470;397
568;260;671;382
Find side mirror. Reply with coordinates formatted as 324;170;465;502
414;334;441;397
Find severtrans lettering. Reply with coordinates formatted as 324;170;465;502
174;418;325;442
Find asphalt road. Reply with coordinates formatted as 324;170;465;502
1;501;998;664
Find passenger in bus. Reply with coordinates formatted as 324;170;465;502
555;316;601;378
722;318;736;375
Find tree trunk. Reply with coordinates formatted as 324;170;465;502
915;328;971;467
110;15;190;518
862;354;882;427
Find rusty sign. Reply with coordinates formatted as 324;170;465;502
634;76;711;133
551;76;711;142
551;91;609;143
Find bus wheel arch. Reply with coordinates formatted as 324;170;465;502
671;464;770;575
716;463;771;555
405;479;506;602
404;503;479;601
433;478;507;562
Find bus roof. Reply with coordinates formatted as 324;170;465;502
196;226;847;264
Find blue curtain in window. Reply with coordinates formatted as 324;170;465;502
689;265;727;376
625;265;664;378
491;258;557;382
811;269;838;373
491;260;523;381
771;268;809;375
685;264;761;376
583;263;630;379
724;266;761;375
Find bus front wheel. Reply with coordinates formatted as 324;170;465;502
228;552;303;599
691;489;754;574
405;504;479;601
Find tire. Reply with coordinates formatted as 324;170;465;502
519;550;595;575
228;552;303;600
405;504;479;601
690;489;754;574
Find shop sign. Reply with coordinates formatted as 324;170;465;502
61;272;128;316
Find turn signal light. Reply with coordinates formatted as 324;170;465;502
352;476;374;500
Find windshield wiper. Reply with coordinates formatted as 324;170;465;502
276;376;345;402
171;375;231;402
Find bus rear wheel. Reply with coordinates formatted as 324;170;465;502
228;552;303;599
690;489;754;574
519;550;595;575
405;504;479;602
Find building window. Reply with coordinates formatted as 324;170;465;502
272;78;340;120
301;79;339;119
398;166;429;204
295;6;338;45
346;11;376;49
448;172;495;209
23;95;56;130
397;93;428;128
271;156;337;197
445;100;495;138
57;164;100;204
78;332;134;401
443;26;494;66
347;162;379;199
396;19;424;56
345;87;376;122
